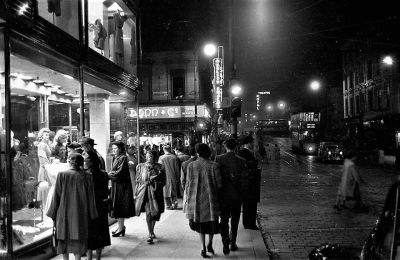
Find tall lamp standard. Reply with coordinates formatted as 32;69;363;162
310;79;327;138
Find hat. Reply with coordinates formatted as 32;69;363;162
67;141;82;149
79;136;96;146
114;131;123;138
242;135;254;145
163;143;171;150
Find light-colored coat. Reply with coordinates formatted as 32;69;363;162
158;152;180;198
183;158;222;222
338;158;363;198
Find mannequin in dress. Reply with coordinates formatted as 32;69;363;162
37;128;51;207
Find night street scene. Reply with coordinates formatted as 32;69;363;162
0;0;400;259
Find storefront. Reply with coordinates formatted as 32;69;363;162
0;0;140;258
126;104;211;147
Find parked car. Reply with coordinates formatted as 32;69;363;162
317;142;344;163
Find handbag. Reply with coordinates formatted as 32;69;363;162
148;185;159;217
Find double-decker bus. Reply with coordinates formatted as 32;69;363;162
290;112;320;154
256;119;290;137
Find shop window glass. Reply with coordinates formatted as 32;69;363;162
83;83;136;172
0;28;8;256
88;0;138;74
10;51;81;250
37;0;79;39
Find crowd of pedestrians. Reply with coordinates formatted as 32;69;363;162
46;131;266;259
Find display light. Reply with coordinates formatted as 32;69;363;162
310;80;321;91
382;56;394;65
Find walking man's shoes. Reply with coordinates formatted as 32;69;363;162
223;242;230;254
230;242;238;251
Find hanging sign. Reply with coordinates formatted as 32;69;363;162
213;58;224;86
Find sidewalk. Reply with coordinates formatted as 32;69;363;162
50;202;268;260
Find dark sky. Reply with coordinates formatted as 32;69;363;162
231;0;399;115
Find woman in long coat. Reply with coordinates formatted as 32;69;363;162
84;150;111;260
335;150;366;210
183;143;221;258
108;141;135;237
135;150;166;244
47;153;98;260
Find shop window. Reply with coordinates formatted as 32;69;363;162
9;48;81;250
0;28;8;256
171;69;185;99
88;0;138;74
37;0;79;39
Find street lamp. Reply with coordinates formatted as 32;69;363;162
278;101;285;109
310;80;321;91
382;55;394;66
231;84;242;97
203;43;217;57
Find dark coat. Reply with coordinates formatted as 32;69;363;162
47;168;98;243
109;153;135;218
85;151;111;250
134;162;166;218
215;152;248;203
238;148;261;202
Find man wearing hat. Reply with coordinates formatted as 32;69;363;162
215;138;247;254
80;137;105;171
238;134;261;230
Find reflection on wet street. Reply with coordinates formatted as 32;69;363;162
258;137;397;260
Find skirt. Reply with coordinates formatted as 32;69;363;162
88;211;111;250
57;239;87;255
189;220;220;235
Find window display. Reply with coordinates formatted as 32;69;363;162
10;51;81;250
88;0;138;74
37;0;80;39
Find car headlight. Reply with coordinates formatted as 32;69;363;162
328;151;331;155
339;151;343;155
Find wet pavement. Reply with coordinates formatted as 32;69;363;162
258;138;398;260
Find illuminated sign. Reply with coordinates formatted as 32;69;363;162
213;58;224;86
257;91;270;95
126;105;210;119
215;86;223;109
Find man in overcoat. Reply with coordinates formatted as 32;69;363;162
158;144;180;209
215;138;247;254
238;135;261;230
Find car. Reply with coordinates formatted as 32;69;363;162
317;142;344;163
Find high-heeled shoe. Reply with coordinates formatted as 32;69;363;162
201;249;209;258
150;233;156;239
206;244;214;254
112;225;125;235
112;227;126;237
147;237;154;244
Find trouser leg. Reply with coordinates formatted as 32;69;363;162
229;203;242;243
219;207;230;244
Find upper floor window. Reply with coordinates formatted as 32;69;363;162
171;69;185;100
38;0;79;39
87;0;138;74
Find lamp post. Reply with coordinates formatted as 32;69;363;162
310;79;327;139
230;83;242;138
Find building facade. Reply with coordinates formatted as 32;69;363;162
342;40;400;152
0;0;140;257
138;51;211;147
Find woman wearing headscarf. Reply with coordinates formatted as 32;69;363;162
83;146;111;260
134;150;166;244
47;153;98;260
184;143;222;258
108;141;135;237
